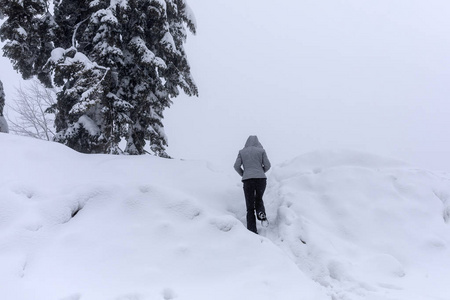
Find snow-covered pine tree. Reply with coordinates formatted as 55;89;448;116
48;0;131;154
0;80;8;133
48;48;109;153
142;0;198;156
108;0;198;156
0;0;54;87
1;0;197;155
51;0;198;155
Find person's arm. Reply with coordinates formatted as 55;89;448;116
234;153;244;176
262;150;271;173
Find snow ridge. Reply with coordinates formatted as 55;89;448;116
263;150;450;300
1;134;450;300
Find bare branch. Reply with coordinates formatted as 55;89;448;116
6;79;57;140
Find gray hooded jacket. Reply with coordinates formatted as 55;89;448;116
234;136;271;181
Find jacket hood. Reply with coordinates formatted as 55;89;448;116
244;135;263;148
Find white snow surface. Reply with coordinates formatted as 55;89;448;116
1;134;450;300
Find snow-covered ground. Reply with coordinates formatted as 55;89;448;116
1;133;449;300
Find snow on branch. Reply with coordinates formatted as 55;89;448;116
48;46;110;116
161;31;180;55
129;36;167;68
182;2;197;34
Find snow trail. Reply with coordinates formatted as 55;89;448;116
1;135;450;300
261;150;450;300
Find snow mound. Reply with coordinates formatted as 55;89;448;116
1;134;450;300
265;150;450;300
0;134;323;300
275;149;408;180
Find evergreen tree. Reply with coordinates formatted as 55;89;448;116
0;0;54;86
48;0;127;154
0;80;8;133
99;0;198;155
0;0;197;155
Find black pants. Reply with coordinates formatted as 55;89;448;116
243;178;267;233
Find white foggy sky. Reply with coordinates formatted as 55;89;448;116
165;0;450;171
1;0;450;171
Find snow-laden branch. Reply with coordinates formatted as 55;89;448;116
130;36;167;68
69;62;110;115
48;44;111;116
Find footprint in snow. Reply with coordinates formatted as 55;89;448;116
167;199;202;220
210;216;238;232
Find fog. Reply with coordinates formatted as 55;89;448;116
165;0;450;171
1;0;449;171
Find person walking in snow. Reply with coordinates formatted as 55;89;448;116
234;135;271;234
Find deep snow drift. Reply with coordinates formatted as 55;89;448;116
1;133;449;300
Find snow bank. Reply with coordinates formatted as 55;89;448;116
0;134;323;300
265;150;450;300
1;134;449;300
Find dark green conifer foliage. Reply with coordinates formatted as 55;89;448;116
0;80;8;133
0;0;197;155
0;0;54;87
0;80;5;117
